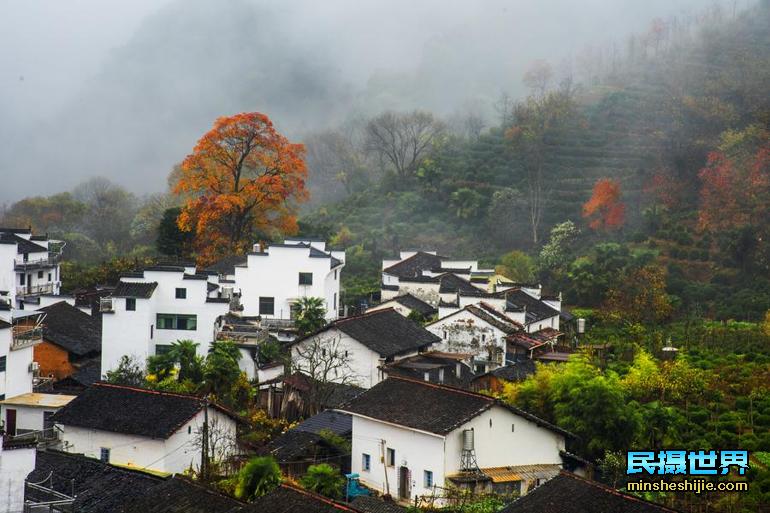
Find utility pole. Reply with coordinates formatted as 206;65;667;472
201;396;210;482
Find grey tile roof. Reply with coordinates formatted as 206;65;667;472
51;383;238;439
39;301;101;357
294;410;352;436
111;281;158;299
383;252;445;278
333;309;440;358
340;377;571;438
500;472;682;513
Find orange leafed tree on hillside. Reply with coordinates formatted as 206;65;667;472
174;112;308;264
582;178;625;231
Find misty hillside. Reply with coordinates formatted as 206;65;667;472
300;1;770;317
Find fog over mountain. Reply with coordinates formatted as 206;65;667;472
0;0;723;202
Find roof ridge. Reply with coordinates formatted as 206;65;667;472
557;471;682;512
279;483;363;512
334;307;396;324
93;382;204;402
387;375;494;402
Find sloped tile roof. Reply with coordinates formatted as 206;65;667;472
339;376;570;438
351;496;407;513
383;252;445;278
120;475;245;513
38;301;101;357
389;294;437;317
205;255;248;275
333;309;440;358
243;484;364;513
50;383;237;439
111;281;158;299
499;472;682;513
294;410;352;436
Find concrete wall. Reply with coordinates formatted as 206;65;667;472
350;415;446;502
59;407;236;474
444;405;565;476
291;328;382;388
235;243;343;321
0;444;36;513
427;311;507;364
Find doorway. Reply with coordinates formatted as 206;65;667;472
6;408;17;436
398;466;411;500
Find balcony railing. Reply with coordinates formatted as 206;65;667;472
12;326;43;350
16;283;57;298
14;253;61;270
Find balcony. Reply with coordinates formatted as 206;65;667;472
11;326;43;350
14;253;61;271
16;283;57;298
262;318;296;330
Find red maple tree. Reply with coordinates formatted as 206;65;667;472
583;178;626;231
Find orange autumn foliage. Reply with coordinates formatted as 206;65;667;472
582;178;625;231
174;112;308;264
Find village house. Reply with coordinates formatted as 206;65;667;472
366;293;437;321
0;227;64;311
207;237;345;324
52;382;240;474
290;308;441;389
34;301;101;382
339;376;574;506
427;302;523;373
99;265;231;374
381;352;474;389
380;251;494;306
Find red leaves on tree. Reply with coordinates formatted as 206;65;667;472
174;112;308;264
583;178;625;231
698;144;770;231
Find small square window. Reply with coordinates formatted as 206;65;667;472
126;298;136;311
299;272;313;286
424;470;434;488
38;270;44;279
362;453;371;471
175;288;187;299
100;447;110;463
259;297;275;316
386;448;395;466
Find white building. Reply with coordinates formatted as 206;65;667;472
290;308;441;389
52;382;239;474
340;377;572;506
206;238;344;322
366;293;437;320
100;266;230;374
0;437;36;513
426;303;522;372
0;313;44;414
0;227;63;311
381;251;494;305
0;393;74;438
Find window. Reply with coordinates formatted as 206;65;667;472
100;447;110;463
259;297;274;315
424;470;434;488
38;270;43;279
188;426;192;434
386;448;396;466
423;372;430;382
334;269;337;280
23;253;28;262
511;423;515;433
333;292;337;310
156;313;197;330
175;288;187;299
0;356;6;372
47;273;52;282
481;334;486;342
299;272;313;286
126;298;136;311
362;453;371;471
155;344;173;355
19;274;25;285
0;394;4;401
